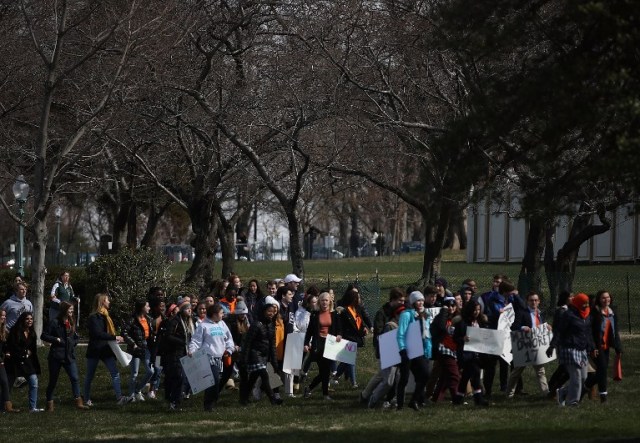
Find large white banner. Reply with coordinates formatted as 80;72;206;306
498;304;515;331
465;327;510;355
180;348;215;394
283;332;305;374
425;307;442;324
323;334;357;365
511;324;556;367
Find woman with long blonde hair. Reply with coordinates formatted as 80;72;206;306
83;293;130;407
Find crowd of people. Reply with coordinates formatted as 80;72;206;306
0;271;622;413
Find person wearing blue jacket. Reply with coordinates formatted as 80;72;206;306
395;291;431;411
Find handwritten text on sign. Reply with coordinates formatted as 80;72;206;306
511;324;556;367
323;334;357;365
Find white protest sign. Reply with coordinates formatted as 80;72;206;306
379;329;401;369
180;348;215;394
511;324;556;367
425;307;442;323
267;363;283;389
406;320;425;359
323;334;357;365
283;332;305;374
465;327;510;356
108;341;132;367
498;304;515;330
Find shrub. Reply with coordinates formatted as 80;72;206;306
86;247;171;324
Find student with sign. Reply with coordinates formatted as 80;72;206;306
188;303;235;411
395;291;432;411
506;292;550;398
303;292;342;401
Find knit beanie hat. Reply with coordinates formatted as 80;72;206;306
235;297;249;315
409;291;425;305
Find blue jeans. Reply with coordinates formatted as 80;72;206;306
27;374;39;410
129;349;154;395
203;361;222;410
84;356;122;401
335;362;357;385
46;358;81;400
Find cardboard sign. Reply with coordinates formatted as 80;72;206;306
180;348;215;394
282;332;305;374
465;327;510;356
511;324;556;367
323;334;357;365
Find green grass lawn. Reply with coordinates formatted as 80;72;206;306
3;334;638;442
4;255;639;442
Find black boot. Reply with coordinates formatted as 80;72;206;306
473;392;489;407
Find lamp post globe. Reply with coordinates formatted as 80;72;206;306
12;175;30;277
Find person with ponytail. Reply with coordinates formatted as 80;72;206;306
83;293;130;407
555;293;595;407
41;301;88;411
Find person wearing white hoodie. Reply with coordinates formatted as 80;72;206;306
188;303;236;411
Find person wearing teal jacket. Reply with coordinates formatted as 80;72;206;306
395;291;432;411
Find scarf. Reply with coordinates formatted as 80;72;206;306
571;293;591;319
97;306;116;335
415;309;428;340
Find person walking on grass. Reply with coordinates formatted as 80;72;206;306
83;293;131;407
0;309;19;413
239;297;283;406
585;290;622;403
303;292;342;401
41;301;89;411
123;300;155;402
556;293;595;407
162;301;194;411
7;312;42;412
189;303;235;411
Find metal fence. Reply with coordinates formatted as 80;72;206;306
309;271;640;334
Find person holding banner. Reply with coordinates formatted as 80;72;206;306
505;292;550;398
453;299;489;407
585;290;622;403
395;291;431;411
83;294;130;407
303;292;342;401
188;303;236;411
239;297;283;405
41;301;89;411
556;293;595;407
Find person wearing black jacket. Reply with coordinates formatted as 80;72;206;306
7;312;42;412
505;292;549;398
334;289;371;388
239;298;282;405
41;301;88;411
556;293;595;407
453;300;489;407
585;290;623;403
161;302;194;411
303;292;342;401
123;300;155;402
83;293;129;407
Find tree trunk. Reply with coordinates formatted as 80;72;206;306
140;203;169;248
126;202;137;248
112;201;130;252
30;219;48;346
184;202;217;288
217;224;236;279
286;209;304;277
518;218;546;296
418;202;452;287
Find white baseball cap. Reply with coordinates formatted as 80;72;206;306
283;273;302;284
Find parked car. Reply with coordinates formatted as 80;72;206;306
400;241;425;253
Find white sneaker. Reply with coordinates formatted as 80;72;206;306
324;396;333;401
135;392;146;402
117;396;133;406
148;391;156;399
85;400;94;407
30;408;44;413
382;401;392;409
